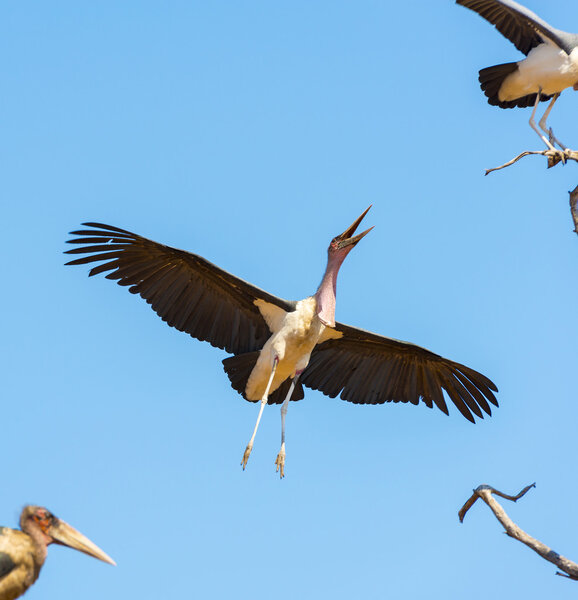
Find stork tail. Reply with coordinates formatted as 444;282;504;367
479;62;552;108
222;353;305;404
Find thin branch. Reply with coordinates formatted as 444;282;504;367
485;149;578;176
484;150;578;236
459;483;578;581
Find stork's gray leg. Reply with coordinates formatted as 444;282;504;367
529;90;557;151
241;358;278;470
538;94;568;150
274;371;301;479
538;93;559;135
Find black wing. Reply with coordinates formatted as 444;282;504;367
457;0;572;55
302;322;498;423
66;223;294;355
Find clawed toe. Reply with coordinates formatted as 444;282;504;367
241;443;253;470
275;450;286;479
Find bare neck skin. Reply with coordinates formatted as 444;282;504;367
21;521;49;570
314;251;348;327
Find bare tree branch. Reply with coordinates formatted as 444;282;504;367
484;150;578;236
485;149;578;175
459;483;578;581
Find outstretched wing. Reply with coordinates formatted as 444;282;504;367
457;0;572;55
66;223;295;355
302;322;498;423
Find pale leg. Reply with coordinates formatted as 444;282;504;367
241;358;278;470
275;372;301;478
538;94;568;151
529;90;557;152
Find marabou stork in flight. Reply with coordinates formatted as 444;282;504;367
457;0;578;151
0;506;115;600
66;207;498;477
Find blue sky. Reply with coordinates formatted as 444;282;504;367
3;1;578;598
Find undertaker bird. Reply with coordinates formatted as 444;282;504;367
457;0;578;151
66;207;498;477
0;506;115;600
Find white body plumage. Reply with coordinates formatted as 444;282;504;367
246;297;342;401
500;44;578;100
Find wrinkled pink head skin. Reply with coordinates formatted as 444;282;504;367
315;206;373;327
21;507;56;545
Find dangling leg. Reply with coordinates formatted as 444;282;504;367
274;371;301;479
529;89;557;152
241;357;278;470
538;93;568;151
538;93;559;137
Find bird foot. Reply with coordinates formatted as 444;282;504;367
275;447;286;479
241;443;253;470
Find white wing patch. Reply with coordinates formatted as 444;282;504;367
318;326;343;344
254;299;287;334
254;298;343;343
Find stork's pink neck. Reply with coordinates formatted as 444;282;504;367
314;251;347;327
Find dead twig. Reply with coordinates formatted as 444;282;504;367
486;151;578;236
459;483;578;581
485;149;578;176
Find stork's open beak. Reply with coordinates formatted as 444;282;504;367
334;205;374;250
50;518;116;566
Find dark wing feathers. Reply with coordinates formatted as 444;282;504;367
65;223;294;355
457;0;571;55
67;223;498;422
302;322;498;423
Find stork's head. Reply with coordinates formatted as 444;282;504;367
328;205;373;260
20;506;116;565
316;206;373;327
